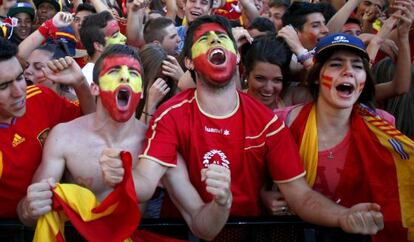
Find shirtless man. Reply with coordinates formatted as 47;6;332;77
17;44;231;241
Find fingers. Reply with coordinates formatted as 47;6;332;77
201;164;231;207
26;180;54;218
150;78;170;95
99;148;125;187
341;203;384;234
162;56;184;81
53;12;74;27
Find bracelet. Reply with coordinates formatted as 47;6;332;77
37;18;58;39
142;111;153;117
297;49;315;64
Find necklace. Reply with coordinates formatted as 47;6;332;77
327;151;334;159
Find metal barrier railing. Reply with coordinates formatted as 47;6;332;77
0;217;372;242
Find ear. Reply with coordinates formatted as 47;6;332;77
184;57;194;70
93;42;104;54
90;82;100;96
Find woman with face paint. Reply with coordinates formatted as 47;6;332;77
264;33;414;242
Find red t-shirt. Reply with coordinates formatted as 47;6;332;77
0;85;81;218
140;89;305;216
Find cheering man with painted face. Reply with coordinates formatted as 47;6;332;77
100;15;385;239
17;45;146;241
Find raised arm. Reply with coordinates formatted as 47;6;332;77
239;0;260;24
126;0;147;47
327;0;362;33
43;57;96;114
375;0;413;101
165;0;178;20
162;155;231;241
278;177;384;234
18;12;73;60
17;125;68;226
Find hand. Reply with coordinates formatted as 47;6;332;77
201;164;232;208
380;39;398;62
25;178;56;219
52;12;74;28
231;27;253;48
147;78;170;111
99;148;125;187
162;56;184;82
362;5;381;23
277;25;306;55
260;187;289;215
127;0;149;12
393;0;414;38
339;203;384;234
42;56;86;87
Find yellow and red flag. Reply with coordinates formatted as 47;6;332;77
34;151;140;242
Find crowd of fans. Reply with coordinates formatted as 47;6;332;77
0;0;413;241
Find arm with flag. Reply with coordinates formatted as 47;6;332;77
33;151;140;242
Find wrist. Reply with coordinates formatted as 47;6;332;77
214;194;232;209
297;49;315;64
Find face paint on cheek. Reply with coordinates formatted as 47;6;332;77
99;55;142;88
321;74;333;90
191;23;237;84
100;87;141;122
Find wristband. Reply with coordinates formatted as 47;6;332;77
37;19;59;39
297;49;315;64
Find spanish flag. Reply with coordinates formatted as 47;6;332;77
291;103;414;241
34;151;140;242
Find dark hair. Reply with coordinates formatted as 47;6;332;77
242;34;292;91
136;44;177;118
183;0;214;8
35;43;67;59
345;17;361;26
76;3;96;14
247;17;276;34
0;38;18;61
93;44;142;85
282;2;326;30
79;11;114;57
306;49;375;108
149;0;164;12
269;0;290;9
144;17;175;44
182;15;236;60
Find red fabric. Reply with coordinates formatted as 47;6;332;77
37;19;59;39
143;89;304;217
52;151;141;242
290;103;408;242
214;0;241;20
0;85;80;218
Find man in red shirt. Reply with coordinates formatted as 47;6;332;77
0;38;94;219
101;15;385;238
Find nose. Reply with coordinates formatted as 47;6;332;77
321;23;329;35
10;80;25;97
207;32;220;44
342;62;355;77
119;66;129;83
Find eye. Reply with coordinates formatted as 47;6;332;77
218;33;229;39
273;78;283;83
329;62;342;67
0;82;9;90
129;70;140;77
255;75;266;82
198;36;208;42
353;64;364;69
108;68;120;75
16;74;25;82
112;32;119;38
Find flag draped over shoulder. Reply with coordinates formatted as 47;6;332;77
291;103;414;241
34;151;140;242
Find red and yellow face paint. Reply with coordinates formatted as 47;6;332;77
105;20;126;46
191;23;237;84
99;55;142;122
321;74;333;90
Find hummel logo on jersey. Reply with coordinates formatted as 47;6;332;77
204;126;230;136
12;133;25;147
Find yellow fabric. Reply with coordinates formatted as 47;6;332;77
362;113;414;241
299;104;318;186
34;183;132;242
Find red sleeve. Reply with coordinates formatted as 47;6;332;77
266;117;305;183
139;108;178;167
39;86;81;124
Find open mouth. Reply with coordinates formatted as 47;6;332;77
190;11;201;17
335;83;355;96
208;49;226;65
116;88;130;109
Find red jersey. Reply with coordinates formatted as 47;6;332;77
140;89;305;216
0;85;81;218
